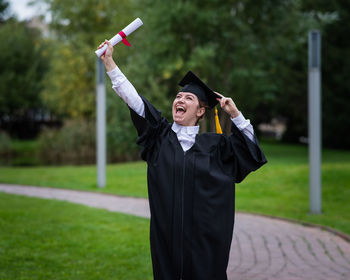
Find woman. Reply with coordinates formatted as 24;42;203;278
98;40;267;280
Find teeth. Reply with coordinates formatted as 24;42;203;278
176;106;185;112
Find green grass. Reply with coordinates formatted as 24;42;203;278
0;161;148;197
0;192;152;280
0;142;349;235
236;143;350;235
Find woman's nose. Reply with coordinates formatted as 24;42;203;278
178;97;185;103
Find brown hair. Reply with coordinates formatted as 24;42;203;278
196;99;208;124
198;99;207;109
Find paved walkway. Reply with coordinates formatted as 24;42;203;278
1;184;350;280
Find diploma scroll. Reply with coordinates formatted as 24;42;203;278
95;18;143;57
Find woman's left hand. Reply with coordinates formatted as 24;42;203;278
215;92;240;118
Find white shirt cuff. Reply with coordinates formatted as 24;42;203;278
231;112;251;130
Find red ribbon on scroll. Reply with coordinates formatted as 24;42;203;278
118;31;131;47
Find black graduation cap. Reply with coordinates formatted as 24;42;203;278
178;71;221;109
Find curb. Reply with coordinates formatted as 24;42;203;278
238;210;350;243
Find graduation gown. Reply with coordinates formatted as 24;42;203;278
129;96;267;280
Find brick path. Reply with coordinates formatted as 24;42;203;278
1;184;350;280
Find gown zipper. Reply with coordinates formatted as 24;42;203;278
180;151;186;279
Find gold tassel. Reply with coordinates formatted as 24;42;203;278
215;107;223;134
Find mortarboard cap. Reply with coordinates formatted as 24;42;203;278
178;71;223;134
178;71;221;109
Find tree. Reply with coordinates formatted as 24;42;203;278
302;0;350;149
0;0;10;23
41;41;96;119
37;0;136;120
31;0;349;159
36;0;141;160
126;0;325;138
0;20;48;126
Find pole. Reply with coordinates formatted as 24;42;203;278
308;30;322;214
96;58;106;188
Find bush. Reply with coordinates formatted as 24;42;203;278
10;140;41;166
38;119;96;165
0;132;42;166
106;88;140;162
0;130;11;163
38;89;144;165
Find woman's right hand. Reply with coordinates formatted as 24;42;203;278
98;40;113;61
97;40;116;72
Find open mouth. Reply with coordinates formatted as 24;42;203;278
176;106;186;114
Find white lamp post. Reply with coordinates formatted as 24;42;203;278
96;58;106;188
308;30;322;214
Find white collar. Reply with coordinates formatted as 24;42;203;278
172;122;199;134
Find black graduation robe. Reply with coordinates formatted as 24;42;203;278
129;96;267;280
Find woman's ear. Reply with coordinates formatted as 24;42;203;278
197;106;206;118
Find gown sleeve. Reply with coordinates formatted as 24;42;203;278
222;122;267;183
128;95;168;161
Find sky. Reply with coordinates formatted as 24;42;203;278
8;0;49;21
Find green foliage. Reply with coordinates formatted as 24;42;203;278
0;0;9;22
0;193;152;279
37;0;137;120
0;136;41;166
0;20;48;119
0;130;10;155
106;86;140;162
21;0;349;156
41;42;95;119
39;0;134;45
36;0;144;159
38;119;96;164
37;113;138;164
126;0;328;136
9;140;40;166
302;0;350;149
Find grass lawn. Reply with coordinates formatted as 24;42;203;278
236;143;350;235
0;192;152;280
0;142;349;235
0;161;148;197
